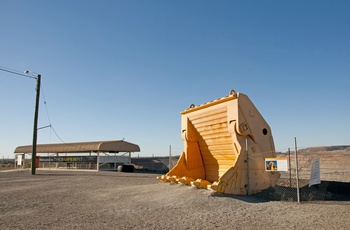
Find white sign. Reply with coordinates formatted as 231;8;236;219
309;158;321;187
265;158;288;172
17;155;22;166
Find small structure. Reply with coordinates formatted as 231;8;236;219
14;140;140;171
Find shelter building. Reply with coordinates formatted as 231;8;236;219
14;140;140;171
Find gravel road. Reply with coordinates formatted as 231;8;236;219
1;169;349;229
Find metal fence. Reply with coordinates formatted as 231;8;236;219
274;149;350;202
132;151;350;202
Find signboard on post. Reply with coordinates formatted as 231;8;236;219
309;158;321;187
265;158;288;172
39;156;97;163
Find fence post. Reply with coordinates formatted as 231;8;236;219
294;137;300;203
288;148;292;187
169;145;173;170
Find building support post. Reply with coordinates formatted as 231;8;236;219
97;152;100;171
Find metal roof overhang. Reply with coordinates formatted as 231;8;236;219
14;140;140;154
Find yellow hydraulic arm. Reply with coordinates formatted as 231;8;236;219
158;90;280;195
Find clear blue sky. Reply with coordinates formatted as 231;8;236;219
1;1;349;158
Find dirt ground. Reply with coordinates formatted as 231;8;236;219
1;169;349;230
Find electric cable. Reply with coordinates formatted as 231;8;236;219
0;66;37;79
40;85;66;143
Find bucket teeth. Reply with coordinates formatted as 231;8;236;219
207;181;219;191
158;175;214;190
177;176;195;185
168;176;178;183
190;179;212;189
157;175;180;184
156;175;169;182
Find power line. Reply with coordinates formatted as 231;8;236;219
1;66;67;145
40;85;66;144
0;66;37;79
50;125;66;143
40;86;52;125
1;65;67;145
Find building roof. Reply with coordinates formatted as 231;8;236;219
14;140;140;154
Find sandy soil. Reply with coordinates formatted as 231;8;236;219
1;169;349;230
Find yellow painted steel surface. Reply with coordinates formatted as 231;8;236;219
158;90;280;195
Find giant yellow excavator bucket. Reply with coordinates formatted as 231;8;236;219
158;90;280;195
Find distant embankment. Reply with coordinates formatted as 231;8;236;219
278;145;350;182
